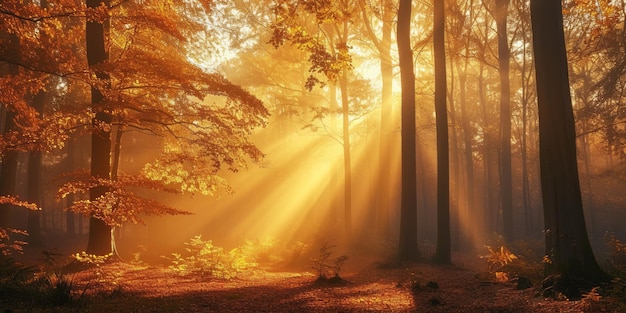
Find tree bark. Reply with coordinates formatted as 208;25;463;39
433;0;451;264
340;69;352;238
0;113;18;228
496;0;514;241
529;0;609;283
458;51;474;241
378;0;394;237
397;0;419;261
0;30;20;229
65;142;76;237
86;0;113;256
26;90;46;246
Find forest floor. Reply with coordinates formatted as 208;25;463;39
2;251;623;313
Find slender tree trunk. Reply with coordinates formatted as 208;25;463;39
66;194;76;236
478;60;494;235
518;16;534;235
86;0;113;256
377;0;394;237
27;150;43;246
521;84;531;235
111;125;123;181
397;0;419;261
519;15;529;234
458;1;476;246
0;51;19;227
65;142;76;237
496;0;514;241
478;12;498;236
109;124;125;255
25;0;52;246
433;0;451;264
446;50;460;251
529;0;609;284
339;20;352;239
0;30;20;228
458;55;475;247
0;112;18;228
328;83;342;230
26;89;46;246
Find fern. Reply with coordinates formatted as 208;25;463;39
481;246;518;272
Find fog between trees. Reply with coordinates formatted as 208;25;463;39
0;1;625;284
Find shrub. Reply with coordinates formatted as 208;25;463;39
604;232;626;276
0;253;79;308
311;241;348;281
165;235;258;280
480;242;543;284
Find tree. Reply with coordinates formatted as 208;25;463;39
0;104;19;230
269;0;359;238
473;5;500;237
432;0;451;265
447;0;479;247
47;0;268;256
510;0;536;235
26;90;45;246
397;0;419;262
85;0;114;256
495;0;513;241
1;1;87;250
0;29;21;229
359;0;396;237
529;0;610;287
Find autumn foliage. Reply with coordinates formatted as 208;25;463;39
0;1;268;240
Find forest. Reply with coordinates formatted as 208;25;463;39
1;0;626;312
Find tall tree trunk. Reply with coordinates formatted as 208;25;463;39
529;0;609;284
458;0;476;246
397;0;419;261
26;90;46;246
478;11;498;236
0;34;19;228
328;83;342;230
339;20;352;239
521;79;532;235
27;150;43;246
86;0;113;256
446;49;459;251
458;52;474;247
378;0;394;237
26;0;52;246
65;142;76;237
496;0;514;241
433;0;451;264
479;58;495;235
518;8;534;235
513;1;534;236
0;112;18;228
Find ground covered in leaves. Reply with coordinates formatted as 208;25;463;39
2;251;622;312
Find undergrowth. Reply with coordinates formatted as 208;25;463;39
311;240;348;284
164;235;258;280
480;235;543;285
0;250;84;309
590;233;626;312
